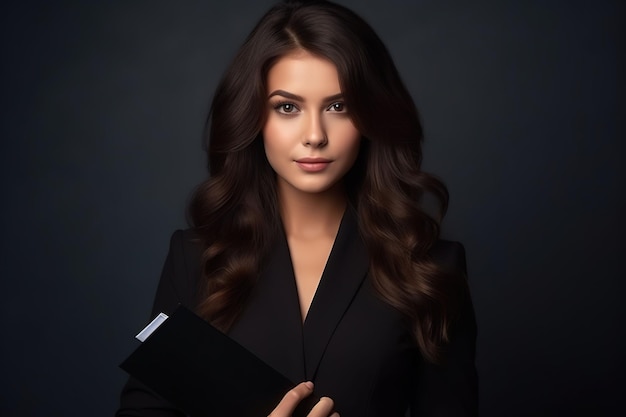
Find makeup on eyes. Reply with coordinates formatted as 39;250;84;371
269;99;347;115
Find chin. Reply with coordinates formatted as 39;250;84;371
281;178;343;196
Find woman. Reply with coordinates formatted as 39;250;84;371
118;0;478;416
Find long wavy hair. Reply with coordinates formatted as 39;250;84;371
189;0;466;363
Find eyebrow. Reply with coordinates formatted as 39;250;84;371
267;89;343;103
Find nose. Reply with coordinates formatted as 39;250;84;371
303;112;327;148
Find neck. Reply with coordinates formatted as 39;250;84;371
278;182;347;240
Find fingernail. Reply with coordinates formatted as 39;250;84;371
304;381;314;390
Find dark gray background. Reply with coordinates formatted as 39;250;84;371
1;0;623;416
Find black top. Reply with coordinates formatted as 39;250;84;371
117;208;478;416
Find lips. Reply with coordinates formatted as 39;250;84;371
295;157;332;172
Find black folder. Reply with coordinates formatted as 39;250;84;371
120;305;318;417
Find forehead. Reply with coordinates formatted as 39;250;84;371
266;50;341;97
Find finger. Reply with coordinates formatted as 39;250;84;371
269;381;314;417
308;396;335;417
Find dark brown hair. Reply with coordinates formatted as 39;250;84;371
189;0;466;363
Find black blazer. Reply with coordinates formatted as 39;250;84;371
117;209;478;416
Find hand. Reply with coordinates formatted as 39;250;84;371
268;381;339;417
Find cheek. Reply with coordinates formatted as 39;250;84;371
262;119;283;159
330;122;361;157
262;118;279;147
263;117;299;150
345;136;361;165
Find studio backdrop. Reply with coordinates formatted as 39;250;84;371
0;1;623;416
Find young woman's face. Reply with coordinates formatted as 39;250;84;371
262;50;361;196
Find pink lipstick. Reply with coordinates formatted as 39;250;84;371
295;157;332;172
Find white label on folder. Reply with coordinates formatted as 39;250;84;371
135;312;169;342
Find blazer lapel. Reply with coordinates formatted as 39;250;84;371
229;207;370;384
302;207;369;380
228;230;306;384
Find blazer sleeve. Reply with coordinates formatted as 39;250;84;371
116;229;201;417
410;241;479;417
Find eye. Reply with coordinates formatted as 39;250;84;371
327;102;346;112
273;101;299;114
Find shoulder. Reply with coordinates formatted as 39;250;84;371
168;227;204;281
168;228;203;256
429;240;467;275
151;229;204;316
